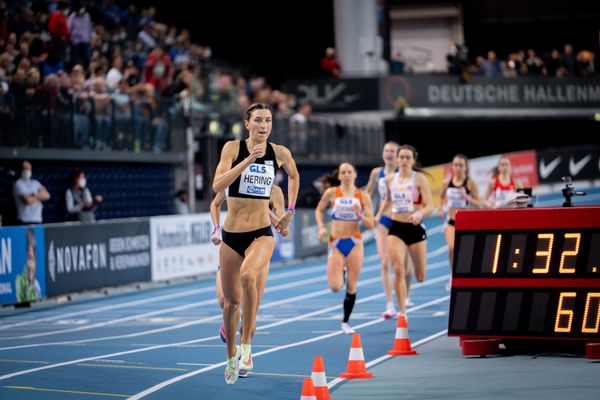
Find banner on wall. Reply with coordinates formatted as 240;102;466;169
293;209;328;259
150;214;219;281
537;146;599;183
0;226;45;305
45;221;151;297
505;151;538;189
380;76;600;109
285;78;380;112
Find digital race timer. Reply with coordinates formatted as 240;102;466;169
448;207;600;340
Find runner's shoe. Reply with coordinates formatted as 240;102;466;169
341;322;355;335
239;343;253;371
382;308;397;320
224;346;241;384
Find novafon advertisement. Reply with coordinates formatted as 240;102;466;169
45;221;151;296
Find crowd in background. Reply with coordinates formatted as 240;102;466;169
0;0;303;151
443;42;596;78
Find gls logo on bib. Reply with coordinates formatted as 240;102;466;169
249;164;267;174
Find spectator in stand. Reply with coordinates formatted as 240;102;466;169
0;76;14;146
106;55;123;90
48;1;70;62
24;67;45;147
69;64;92;148
390;50;406;74
320;47;341;78
289;102;312;155
135;82;168;152
13;42;29;71
503;53;519;77
174;189;190;214
101;0;123;31
13;160;50;225
561;44;576;76
544;49;563;76
0;53;11;77
576;50;595;77
123;4;141;42
91;77;112;150
525;49;544;75
143;44;172;92
10;7;35;38
66;170;103;222
482;51;502;77
68;2;93;68
0;1;7;44
137;22;156;52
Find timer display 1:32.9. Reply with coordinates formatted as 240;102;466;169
448;207;600;340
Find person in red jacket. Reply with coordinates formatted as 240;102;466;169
320;47;341;78
143;45;172;92
48;1;69;62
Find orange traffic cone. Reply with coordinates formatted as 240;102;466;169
340;334;373;379
388;314;417;355
300;377;317;400
311;356;330;400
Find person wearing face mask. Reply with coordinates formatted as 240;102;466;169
68;2;93;68
13;161;51;225
66;170;103;222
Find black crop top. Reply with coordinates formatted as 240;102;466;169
228;140;280;200
447;176;470;194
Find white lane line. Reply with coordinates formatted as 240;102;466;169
0;287;214;330
327;329;448;390
426;245;447;259
0;275;449;381
0;273;386;351
427;223;445;236
0;261;387;343
0;259;450;350
128;294;450;400
0;260;326;331
0;220;445;328
176;363;212;366
0;268;369;341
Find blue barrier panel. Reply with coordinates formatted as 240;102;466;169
0;226;46;305
271;218;295;262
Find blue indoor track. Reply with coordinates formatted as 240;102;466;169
0;188;599;400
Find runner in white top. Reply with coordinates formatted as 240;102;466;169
375;145;433;316
365;141;415;318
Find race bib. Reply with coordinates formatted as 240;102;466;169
238;163;274;198
447;187;467;209
391;191;414;213
332;197;360;221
